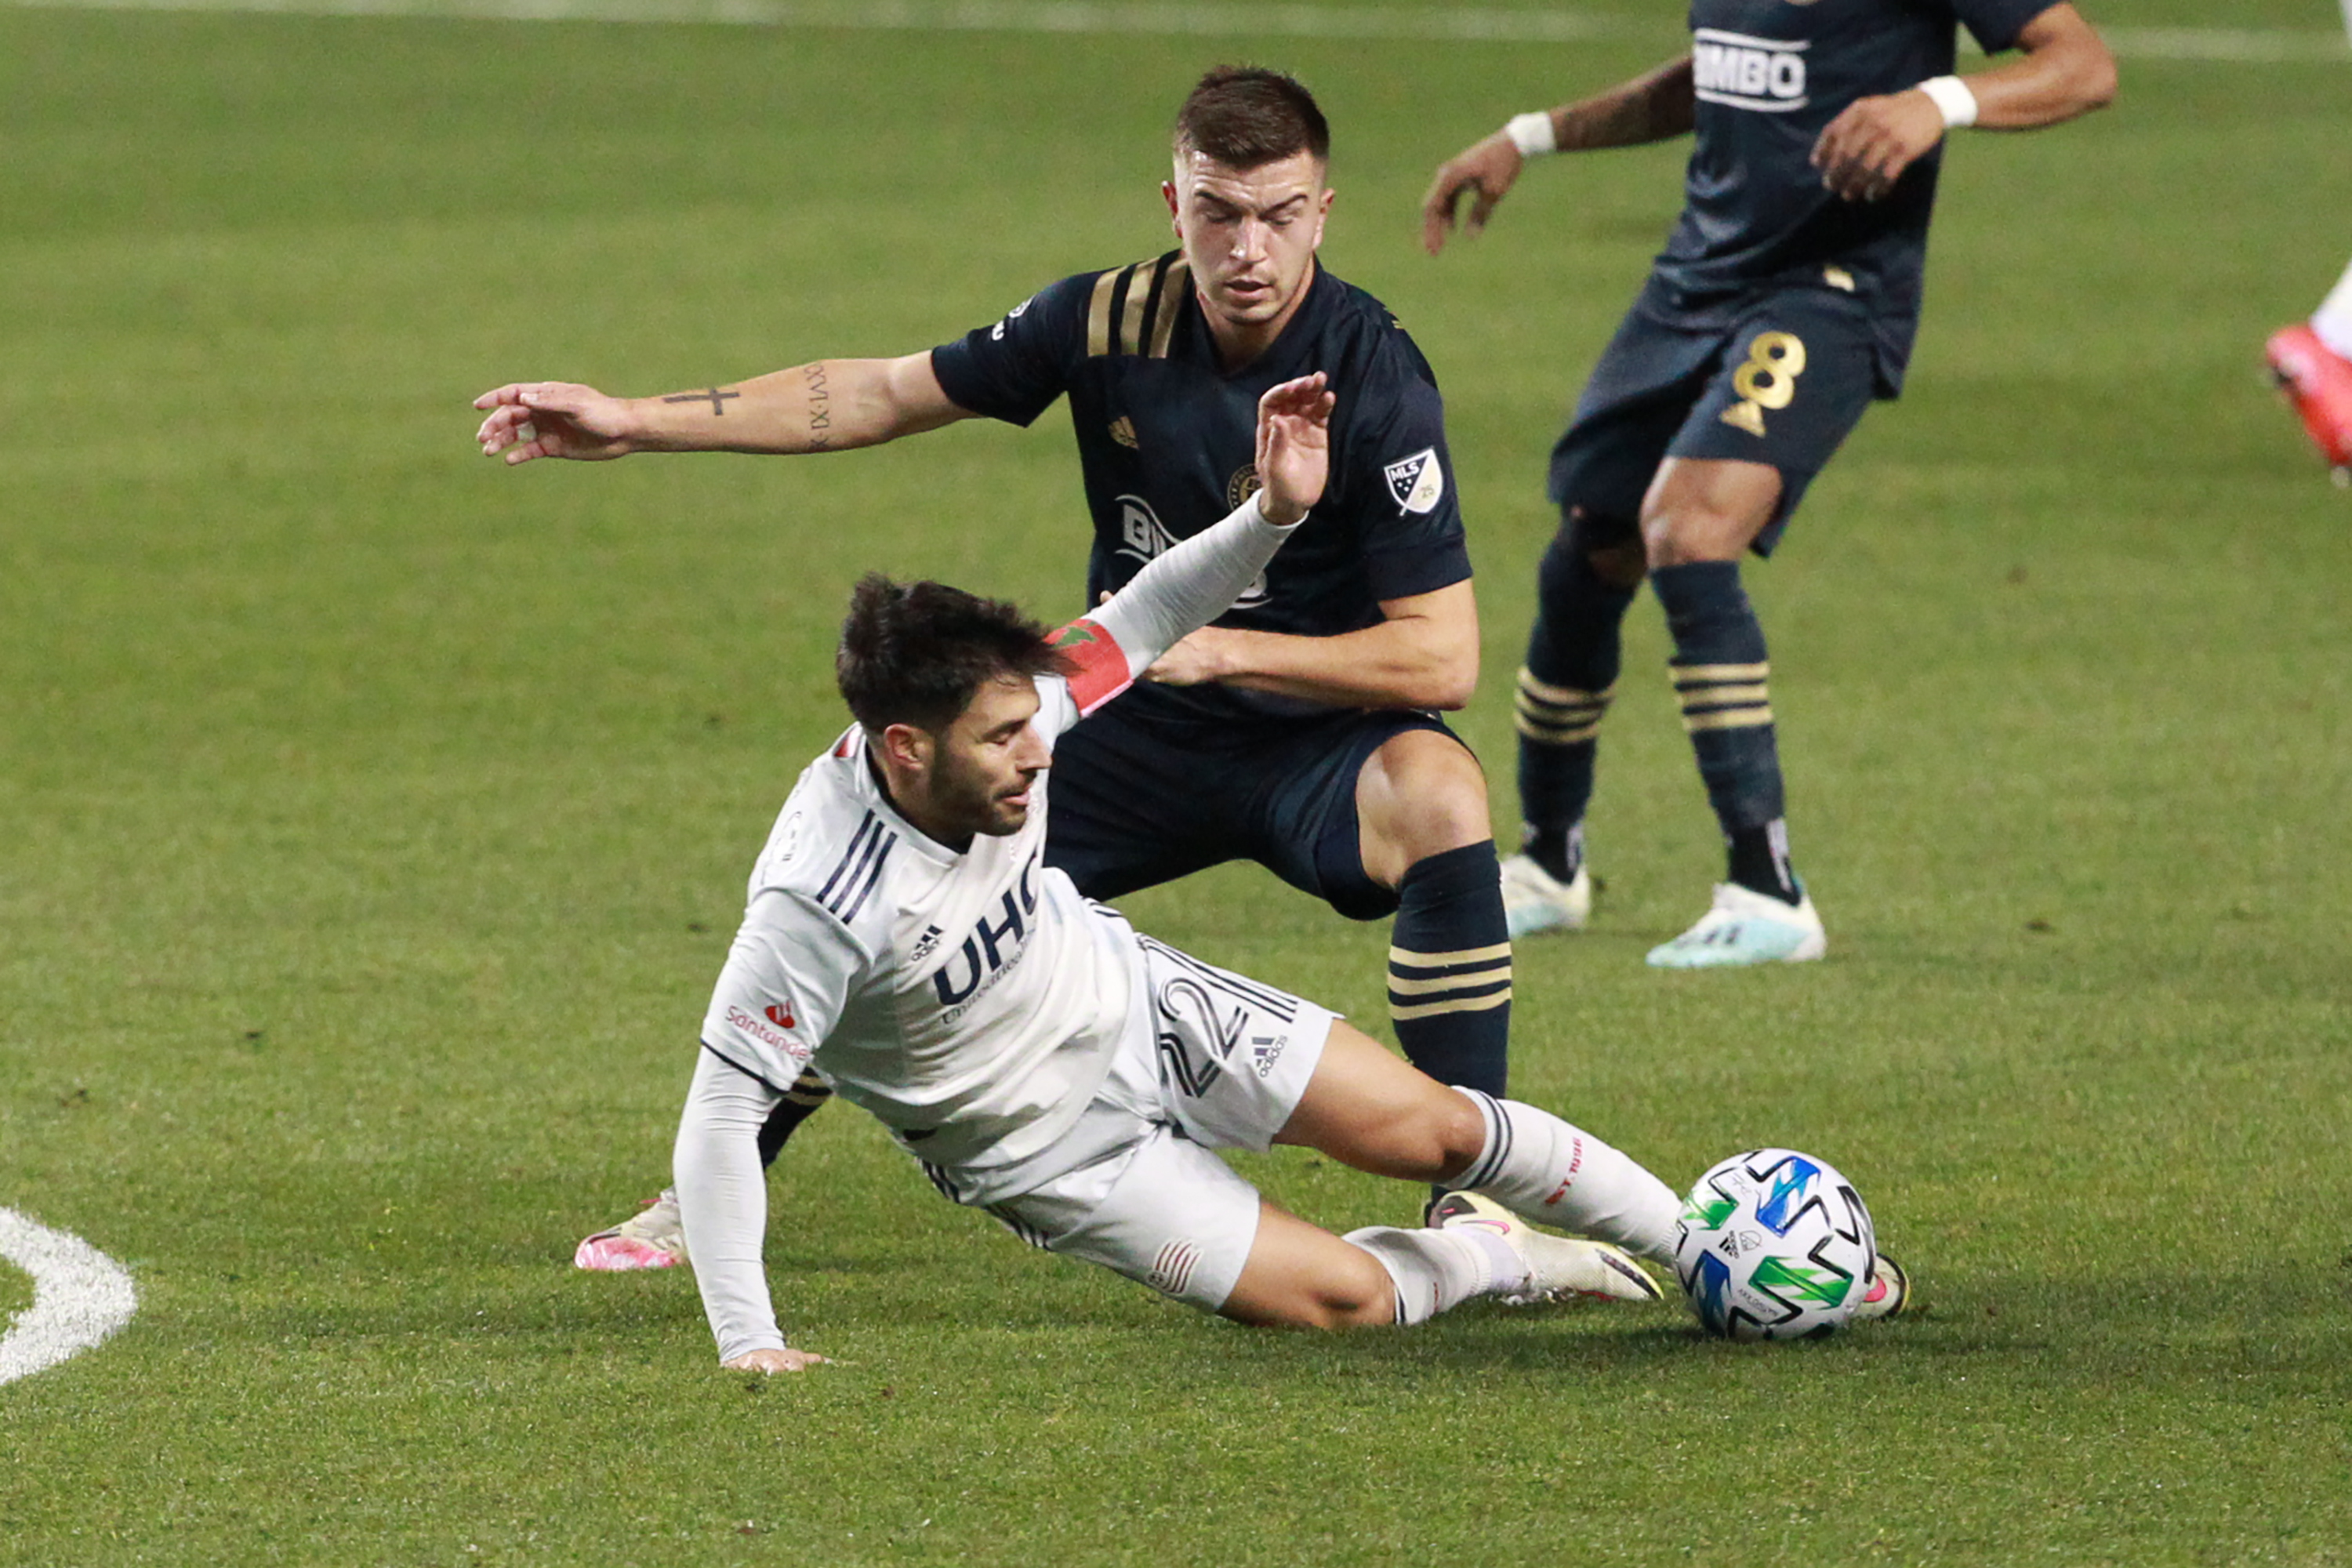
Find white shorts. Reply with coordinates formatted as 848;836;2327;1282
973;935;1334;1311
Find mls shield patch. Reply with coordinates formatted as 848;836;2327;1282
1383;448;1445;515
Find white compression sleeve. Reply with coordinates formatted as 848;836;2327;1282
673;1048;788;1363
1086;492;1302;673
1452;1091;1682;1263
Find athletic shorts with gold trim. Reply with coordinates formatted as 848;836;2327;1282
1548;275;1884;556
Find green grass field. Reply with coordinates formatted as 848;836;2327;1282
4;2;2350;1562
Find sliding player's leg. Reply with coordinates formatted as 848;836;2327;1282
1018;1120;1583;1329
1026;1114;1652;1330
1273;1019;1678;1268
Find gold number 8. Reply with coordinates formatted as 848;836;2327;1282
1732;332;1808;411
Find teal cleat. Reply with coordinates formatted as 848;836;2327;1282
1646;883;1826;968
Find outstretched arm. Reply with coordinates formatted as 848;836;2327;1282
473;350;971;466
1419;56;1696;256
1811;3;2116;202
1050;375;1331;720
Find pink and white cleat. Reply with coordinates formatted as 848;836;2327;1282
574;1189;688;1271
2267;322;2352;483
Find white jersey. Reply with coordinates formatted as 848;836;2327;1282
691;492;1302;1203
673;489;1312;1363
698;688;1138;1195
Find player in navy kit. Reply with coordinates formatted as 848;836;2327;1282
1421;2;2114;967
475;70;1515;1268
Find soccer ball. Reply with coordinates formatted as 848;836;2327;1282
1672;1149;1876;1341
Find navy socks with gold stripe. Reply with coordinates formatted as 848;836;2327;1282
1651;561;1801;906
1388;841;1512;1098
1516;530;1637;881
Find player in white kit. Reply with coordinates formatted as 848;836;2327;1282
673;376;1707;1370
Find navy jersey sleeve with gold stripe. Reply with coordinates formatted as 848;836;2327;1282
928;271;1100;427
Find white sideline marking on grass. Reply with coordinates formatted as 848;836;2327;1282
2;0;2347;61
0;1207;138;1388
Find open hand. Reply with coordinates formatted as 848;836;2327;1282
1253;372;1335;526
473;381;636;465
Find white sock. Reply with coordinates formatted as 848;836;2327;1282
1451;1090;1681;1263
2314;256;2352;361
1342;1225;1527;1326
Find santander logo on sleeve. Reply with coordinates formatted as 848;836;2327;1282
726;996;811;1062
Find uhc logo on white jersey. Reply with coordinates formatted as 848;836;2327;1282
1692;29;1809;113
1382;448;1446;515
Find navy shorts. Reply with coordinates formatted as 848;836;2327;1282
1043;699;1456;922
1548;277;1883;556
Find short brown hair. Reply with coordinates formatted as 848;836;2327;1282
836;575;1072;735
1174;66;1330;170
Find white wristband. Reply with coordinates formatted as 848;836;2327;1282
1916;74;1979;130
1504;111;1558;158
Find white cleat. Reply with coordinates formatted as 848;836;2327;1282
1429;1191;1664;1305
1501;853;1592;939
574;1188;688;1271
1646;883;1826;969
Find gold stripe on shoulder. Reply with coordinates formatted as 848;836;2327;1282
1118;262;1151;359
1148;258;1190;359
1086;270;1120;358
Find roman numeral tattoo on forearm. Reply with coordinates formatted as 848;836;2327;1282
662;387;742;415
803;362;833;450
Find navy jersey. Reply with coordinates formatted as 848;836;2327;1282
1653;0;2053;391
930;254;1470;728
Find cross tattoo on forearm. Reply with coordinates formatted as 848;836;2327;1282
662;387;741;415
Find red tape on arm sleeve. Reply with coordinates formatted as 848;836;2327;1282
1047;618;1135;717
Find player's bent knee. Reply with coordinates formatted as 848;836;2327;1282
1639;461;1782;565
1567;513;1646;589
1359;732;1492;867
1640;506;1749;568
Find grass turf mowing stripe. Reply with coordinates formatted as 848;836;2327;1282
0;1207;140;1387
0;0;2345;62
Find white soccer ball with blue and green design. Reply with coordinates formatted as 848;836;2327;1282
1673;1149;1876;1341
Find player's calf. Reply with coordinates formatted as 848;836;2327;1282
1218;1204;1411;1330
